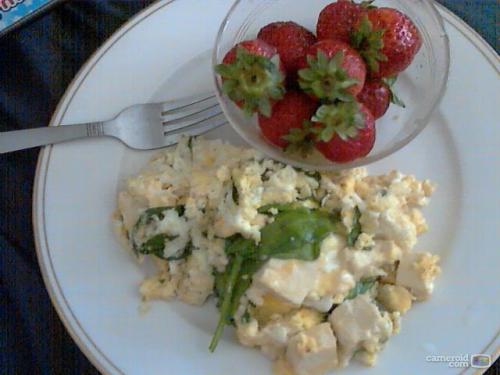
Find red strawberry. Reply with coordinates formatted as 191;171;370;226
313;102;375;163
356;80;390;119
222;39;278;64
317;0;366;43
216;40;286;117
352;8;422;78
298;40;367;101
357;76;406;118
258;90;318;148
257;21;316;81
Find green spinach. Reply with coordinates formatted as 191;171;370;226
346;207;362;247
209;254;244;352
345;278;377;300
259;207;341;261
139;234;178;259
131;205;186;259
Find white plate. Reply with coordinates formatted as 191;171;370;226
33;1;500;374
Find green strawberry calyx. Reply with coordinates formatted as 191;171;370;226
298;50;359;102
312;102;366;143
215;47;285;117
351;15;388;73
282;121;316;157
383;76;406;108
360;0;377;9
283;102;366;156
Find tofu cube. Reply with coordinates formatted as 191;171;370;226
330;294;393;366
286;323;338;375
396;252;441;300
251;259;318;305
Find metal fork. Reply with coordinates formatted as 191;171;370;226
0;94;224;154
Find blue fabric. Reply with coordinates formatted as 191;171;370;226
0;1;497;374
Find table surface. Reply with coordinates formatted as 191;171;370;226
0;1;498;374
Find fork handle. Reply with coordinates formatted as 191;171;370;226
0;122;106;154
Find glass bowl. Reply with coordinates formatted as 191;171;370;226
212;0;450;171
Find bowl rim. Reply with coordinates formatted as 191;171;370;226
212;0;451;171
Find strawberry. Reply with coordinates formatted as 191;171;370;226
221;39;279;65
313;102;375;163
216;40;286;117
257;21;316;81
258;90;318;148
356;80;390;119
298;40;367;102
357;76;406;119
317;0;366;43
351;7;422;78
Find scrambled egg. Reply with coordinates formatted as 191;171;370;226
114;137;441;375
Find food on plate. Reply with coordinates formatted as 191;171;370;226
351;7;422;78
258;90;318;148
215;0;422;164
114;137;441;375
298;40;367;100
216;39;286;117
258;21;317;81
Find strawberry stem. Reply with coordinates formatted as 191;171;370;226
216;48;285;117
282;120;315;157
382;76;406;108
298;50;358;102
351;15;388;73
312;102;365;142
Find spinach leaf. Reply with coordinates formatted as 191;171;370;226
210;255;264;351
345;278;376;300
139;234;178;259
224;235;258;258
261;168;273;182
240;310;251;324
165;241;193;261
138;235;193;261
213;267;230;309
175;205;185;217
131;205;186;258
231;179;240;205
214;237;263;311
135;205;185;220
260;208;341;261
133;206;185;233
209;255;244;352
293;167;322;183
346;207;362;247
228;258;265;317
305;170;322;183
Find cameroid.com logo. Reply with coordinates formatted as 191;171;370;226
471;354;491;368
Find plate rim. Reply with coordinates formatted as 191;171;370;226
32;2;500;374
